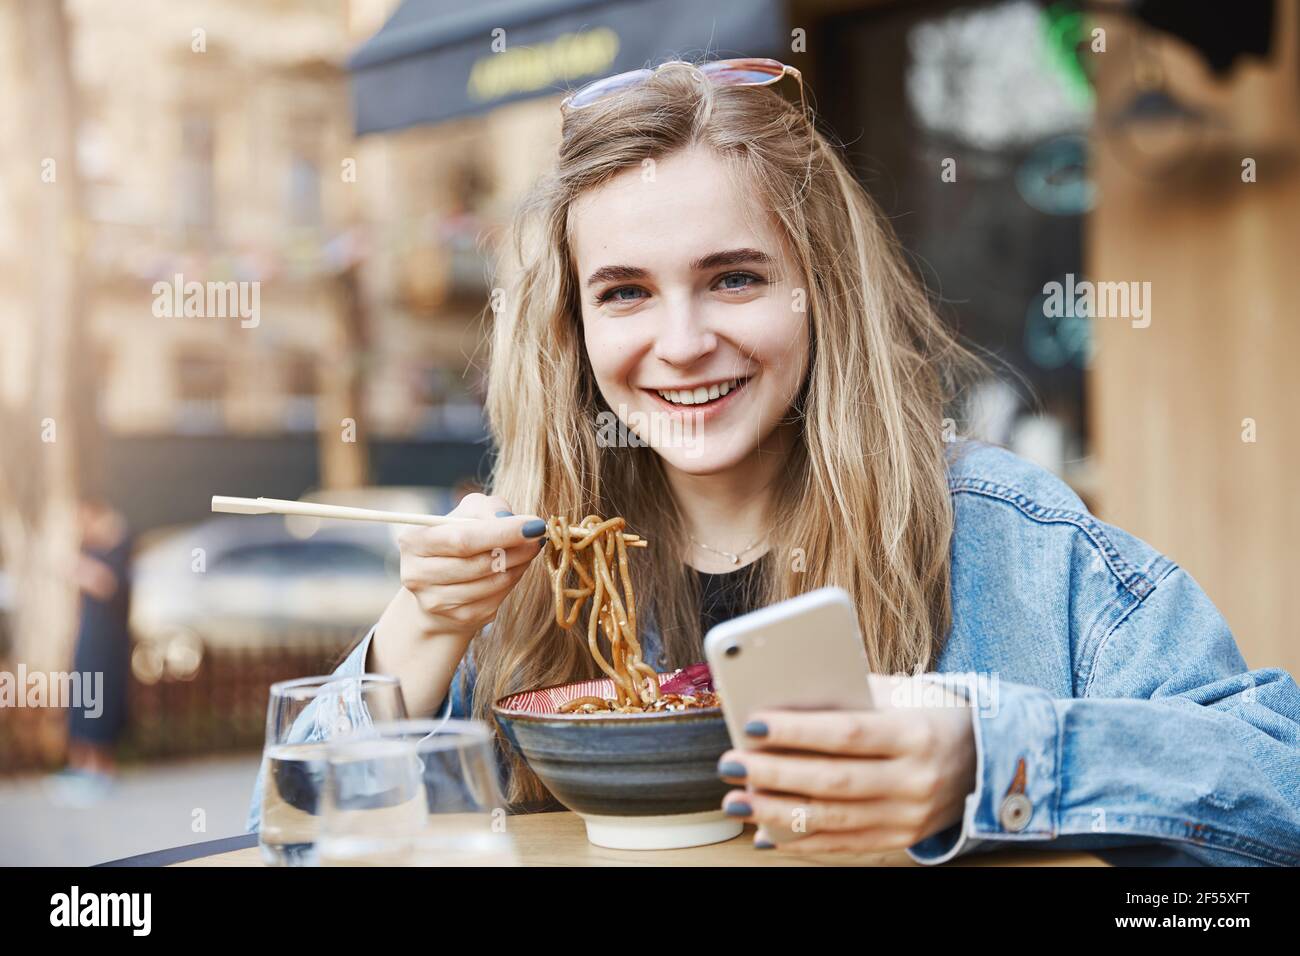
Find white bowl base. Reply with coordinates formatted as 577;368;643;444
580;809;744;850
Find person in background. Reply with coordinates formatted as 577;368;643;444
45;497;133;808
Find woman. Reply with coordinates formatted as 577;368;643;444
248;59;1300;864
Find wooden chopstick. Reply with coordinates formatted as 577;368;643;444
210;496;647;544
212;495;466;527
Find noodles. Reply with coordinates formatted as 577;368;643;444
542;514;719;714
543;514;654;711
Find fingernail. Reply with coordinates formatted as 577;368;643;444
724;800;752;817
717;760;747;779
521;519;546;538
494;510;514;517
754;837;776;850
744;720;769;738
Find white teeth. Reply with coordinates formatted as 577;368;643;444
655;377;746;406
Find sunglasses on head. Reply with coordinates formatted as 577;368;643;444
560;56;805;116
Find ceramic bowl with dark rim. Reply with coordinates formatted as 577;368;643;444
493;672;740;850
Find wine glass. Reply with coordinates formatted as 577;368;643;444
317;718;518;866
259;673;407;866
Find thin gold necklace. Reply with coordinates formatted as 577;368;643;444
687;532;769;566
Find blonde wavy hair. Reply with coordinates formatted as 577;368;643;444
472;60;977;805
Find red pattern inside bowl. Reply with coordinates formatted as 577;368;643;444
498;672;692;715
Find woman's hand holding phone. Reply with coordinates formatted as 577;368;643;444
716;673;977;853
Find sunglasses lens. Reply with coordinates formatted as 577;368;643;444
564;60;793;113
699;59;784;85
567;69;653;108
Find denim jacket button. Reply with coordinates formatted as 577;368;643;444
999;793;1033;832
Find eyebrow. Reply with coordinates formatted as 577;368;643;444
585;248;774;288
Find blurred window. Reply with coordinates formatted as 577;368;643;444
285;118;323;230
281;351;319;431
819;0;1095;475
174;349;226;433
178;112;216;241
287;154;322;229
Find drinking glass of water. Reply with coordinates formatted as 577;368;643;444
259;674;407;866
317;718;518;866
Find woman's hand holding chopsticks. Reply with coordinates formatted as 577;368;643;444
367;492;547;716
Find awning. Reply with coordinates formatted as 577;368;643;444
347;0;788;135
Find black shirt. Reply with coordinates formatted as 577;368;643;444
696;557;762;636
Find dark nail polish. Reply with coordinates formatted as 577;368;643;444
724;800;752;817
754;837;776;850
717;760;747;779
744;720;769;738
494;510;514;517
521;519;546;538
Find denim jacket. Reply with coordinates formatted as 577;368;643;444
247;442;1300;866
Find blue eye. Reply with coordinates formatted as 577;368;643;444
595;286;646;305
717;272;763;292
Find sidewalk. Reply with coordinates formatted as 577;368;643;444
0;753;261;866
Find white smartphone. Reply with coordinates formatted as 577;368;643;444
703;586;874;749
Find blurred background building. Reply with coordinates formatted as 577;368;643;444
0;0;1296;862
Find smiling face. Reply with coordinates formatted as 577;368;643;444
571;146;809;476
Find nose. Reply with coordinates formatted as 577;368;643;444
652;299;716;367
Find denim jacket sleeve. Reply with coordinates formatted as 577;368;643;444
244;624;478;832
908;541;1300;866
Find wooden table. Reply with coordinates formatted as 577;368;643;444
174;811;1108;867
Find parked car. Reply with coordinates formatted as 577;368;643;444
129;486;456;680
